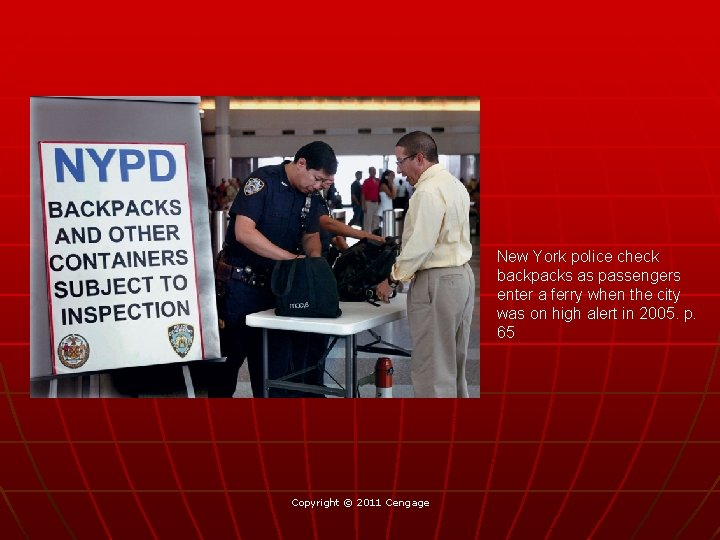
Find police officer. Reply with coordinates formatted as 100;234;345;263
210;141;337;398
317;179;385;264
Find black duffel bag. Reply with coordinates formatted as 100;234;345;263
333;237;401;302
271;257;342;318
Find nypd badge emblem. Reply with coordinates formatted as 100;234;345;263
57;334;90;369
244;177;265;196
168;324;195;358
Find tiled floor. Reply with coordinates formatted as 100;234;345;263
232;233;480;398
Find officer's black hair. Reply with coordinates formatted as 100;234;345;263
294;141;338;175
395;131;439;163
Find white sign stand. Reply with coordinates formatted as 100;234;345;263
31;97;222;398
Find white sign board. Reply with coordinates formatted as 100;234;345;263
39;142;205;374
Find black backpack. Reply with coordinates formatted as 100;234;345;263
332;237;401;302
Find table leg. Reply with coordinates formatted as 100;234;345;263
345;335;353;398
263;329;269;398
352;334;358;397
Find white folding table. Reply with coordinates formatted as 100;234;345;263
246;295;408;397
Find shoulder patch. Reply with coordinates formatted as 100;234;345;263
244;178;266;196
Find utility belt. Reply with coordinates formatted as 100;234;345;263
215;256;271;289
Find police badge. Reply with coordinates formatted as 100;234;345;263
168;324;195;358
57;334;90;369
244;177;265;196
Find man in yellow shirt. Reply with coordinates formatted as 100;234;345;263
377;131;474;397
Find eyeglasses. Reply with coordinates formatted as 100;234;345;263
396;154;417;166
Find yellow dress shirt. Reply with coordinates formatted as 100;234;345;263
391;164;473;282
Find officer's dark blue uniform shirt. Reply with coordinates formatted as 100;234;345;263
224;162;323;270
316;192;333;254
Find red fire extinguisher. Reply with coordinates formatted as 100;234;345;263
375;357;393;398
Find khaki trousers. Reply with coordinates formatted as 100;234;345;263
363;201;379;232
407;264;474;397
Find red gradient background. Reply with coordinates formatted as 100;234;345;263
3;4;720;539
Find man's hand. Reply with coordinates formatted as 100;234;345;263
368;234;385;244
375;280;393;303
332;236;349;251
